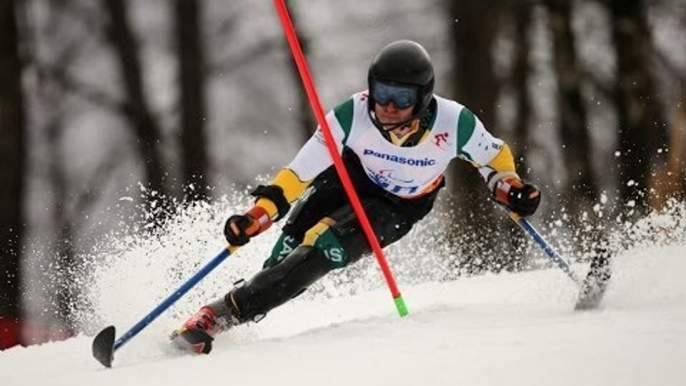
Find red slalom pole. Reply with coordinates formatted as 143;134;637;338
272;0;408;317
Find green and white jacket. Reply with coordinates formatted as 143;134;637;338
284;91;517;199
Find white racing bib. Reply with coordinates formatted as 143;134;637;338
288;91;504;199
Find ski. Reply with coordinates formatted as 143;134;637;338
575;245;612;310
503;206;612;310
91;248;236;367
170;328;214;354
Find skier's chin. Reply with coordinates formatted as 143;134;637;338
379;118;404;129
381;123;403;131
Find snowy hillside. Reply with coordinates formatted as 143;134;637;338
3;241;686;386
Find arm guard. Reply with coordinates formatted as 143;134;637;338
252;168;311;221
251;185;291;221
479;143;521;192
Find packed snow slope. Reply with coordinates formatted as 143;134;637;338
4;198;686;386
3;243;686;386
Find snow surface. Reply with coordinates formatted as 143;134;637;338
4;197;686;386
3;242;686;386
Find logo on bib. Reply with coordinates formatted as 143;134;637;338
363;149;436;167
434;132;450;150
365;167;420;195
378;169;413;184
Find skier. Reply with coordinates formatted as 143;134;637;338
171;40;541;353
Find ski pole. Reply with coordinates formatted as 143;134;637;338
92;245;239;368
272;0;408;317
502;206;581;285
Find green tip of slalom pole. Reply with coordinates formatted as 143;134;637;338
394;295;409;317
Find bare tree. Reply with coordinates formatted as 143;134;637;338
39;8;78;332
607;0;667;215
507;1;536;267
511;1;535;178
651;84;686;208
101;0;168;201
19;0;136;333
174;0;209;201
674;85;686;197
285;5;317;145
545;0;599;214
448;0;501;132
446;0;519;273
46;116;77;331
674;86;686;199
0;0;27;346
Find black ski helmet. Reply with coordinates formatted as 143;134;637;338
368;40;435;115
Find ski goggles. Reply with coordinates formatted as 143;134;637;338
371;80;419;109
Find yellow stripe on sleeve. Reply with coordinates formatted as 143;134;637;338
487;144;516;173
255;168;310;218
271;168;311;203
254;168;311;219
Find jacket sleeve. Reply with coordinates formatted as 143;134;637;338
455;107;520;191
254;98;353;219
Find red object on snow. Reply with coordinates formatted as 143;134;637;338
0;318;20;349
0;317;73;350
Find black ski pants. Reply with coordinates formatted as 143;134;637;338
228;148;442;322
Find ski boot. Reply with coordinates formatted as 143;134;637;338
170;299;238;354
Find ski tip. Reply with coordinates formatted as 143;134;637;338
92;326;116;368
574;274;608;311
574;295;603;311
170;328;214;355
575;247;613;312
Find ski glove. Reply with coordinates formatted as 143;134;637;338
224;206;273;246
494;177;541;217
